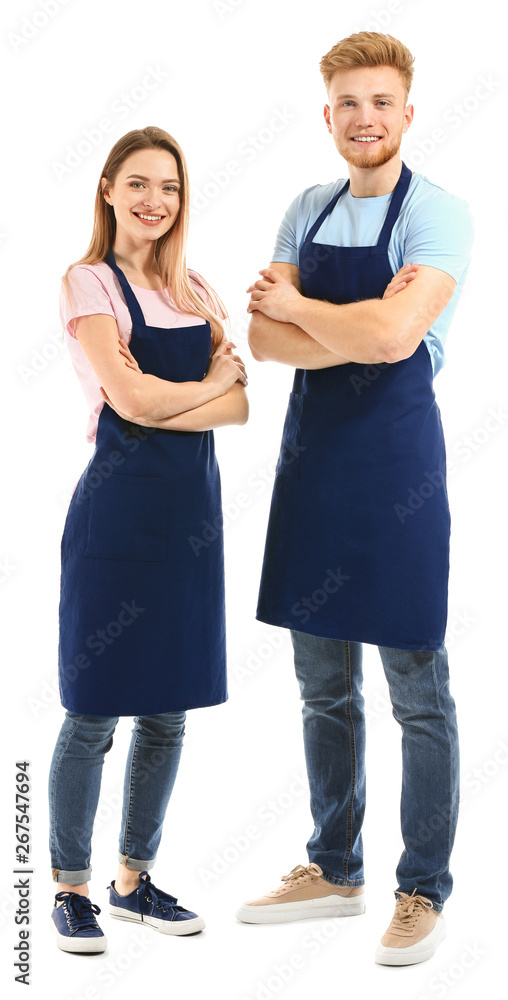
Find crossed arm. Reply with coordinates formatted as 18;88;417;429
73;315;249;432
74;256;454;432
247;261;456;367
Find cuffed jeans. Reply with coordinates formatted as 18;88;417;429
290;631;459;912
49;710;186;884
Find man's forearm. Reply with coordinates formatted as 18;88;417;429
290;278;452;364
138;382;248;432
290;296;395;364
248;262;455;366
248;312;351;368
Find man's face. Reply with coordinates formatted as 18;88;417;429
324;65;413;170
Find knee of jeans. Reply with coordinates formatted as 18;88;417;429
65;713;118;755
132;711;186;743
294;657;351;697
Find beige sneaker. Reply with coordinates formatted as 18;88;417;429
375;890;446;966
235;863;365;924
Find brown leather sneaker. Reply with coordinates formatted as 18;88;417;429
235;862;365;923
375;890;446;966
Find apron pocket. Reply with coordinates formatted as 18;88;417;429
85;474;170;562
275;392;304;479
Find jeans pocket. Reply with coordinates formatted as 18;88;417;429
275;392;304;480
85;474;170;562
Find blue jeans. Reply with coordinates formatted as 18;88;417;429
48;710;186;884
290;631;459;912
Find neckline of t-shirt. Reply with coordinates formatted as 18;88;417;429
340;171;415;204
129;281;164;292
345;187;391;205
105;261;199;294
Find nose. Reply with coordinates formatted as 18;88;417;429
142;188;161;208
355;105;376;128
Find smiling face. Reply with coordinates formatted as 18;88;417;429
324;65;413;170
101;147;181;244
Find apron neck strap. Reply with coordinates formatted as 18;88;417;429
376;161;412;247
104;249;146;328
305;161;412;248
306;180;350;244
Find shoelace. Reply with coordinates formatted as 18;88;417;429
280;863;323;885
391;889;433;931
54;891;101;932
138;875;186;916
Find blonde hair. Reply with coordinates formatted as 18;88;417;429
320;32;414;101
61;126;226;353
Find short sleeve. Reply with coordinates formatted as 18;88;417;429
60;265;116;339
271;192;301;265
403;192;474;284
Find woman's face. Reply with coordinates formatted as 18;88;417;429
102;148;181;245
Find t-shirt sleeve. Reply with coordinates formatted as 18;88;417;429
271;192;301;265
403;191;474;283
60;265;116;339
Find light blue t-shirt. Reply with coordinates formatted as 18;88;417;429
272;170;474;376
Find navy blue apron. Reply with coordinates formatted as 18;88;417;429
256;162;450;651
58;250;227;715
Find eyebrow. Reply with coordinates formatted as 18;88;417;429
335;93;397;100
125;173;180;183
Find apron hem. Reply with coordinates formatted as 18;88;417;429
59;693;229;718
255;612;444;653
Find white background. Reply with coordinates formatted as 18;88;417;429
1;0;506;998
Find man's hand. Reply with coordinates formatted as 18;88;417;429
247;268;303;323
383;263;419;299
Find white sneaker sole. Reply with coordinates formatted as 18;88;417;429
235;893;366;924
109;904;205;935
50;916;107;953
375;916;446;966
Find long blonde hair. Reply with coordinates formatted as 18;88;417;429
61;126;227;352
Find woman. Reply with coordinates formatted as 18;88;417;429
49;126;248;953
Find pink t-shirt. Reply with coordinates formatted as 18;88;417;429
60;261;213;443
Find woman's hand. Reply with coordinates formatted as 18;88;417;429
204;339;248;394
246;268;301;323
383;263;419;299
118;337;143;373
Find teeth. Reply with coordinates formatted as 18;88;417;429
353;137;380;142
137;213;163;221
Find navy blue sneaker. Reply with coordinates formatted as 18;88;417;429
51;891;107;953
107;870;204;935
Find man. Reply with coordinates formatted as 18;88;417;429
235;31;473;966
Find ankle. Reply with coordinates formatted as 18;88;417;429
114;884;137;896
56;882;89;903
115;865;142;895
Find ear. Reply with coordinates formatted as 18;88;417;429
402;103;414;133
